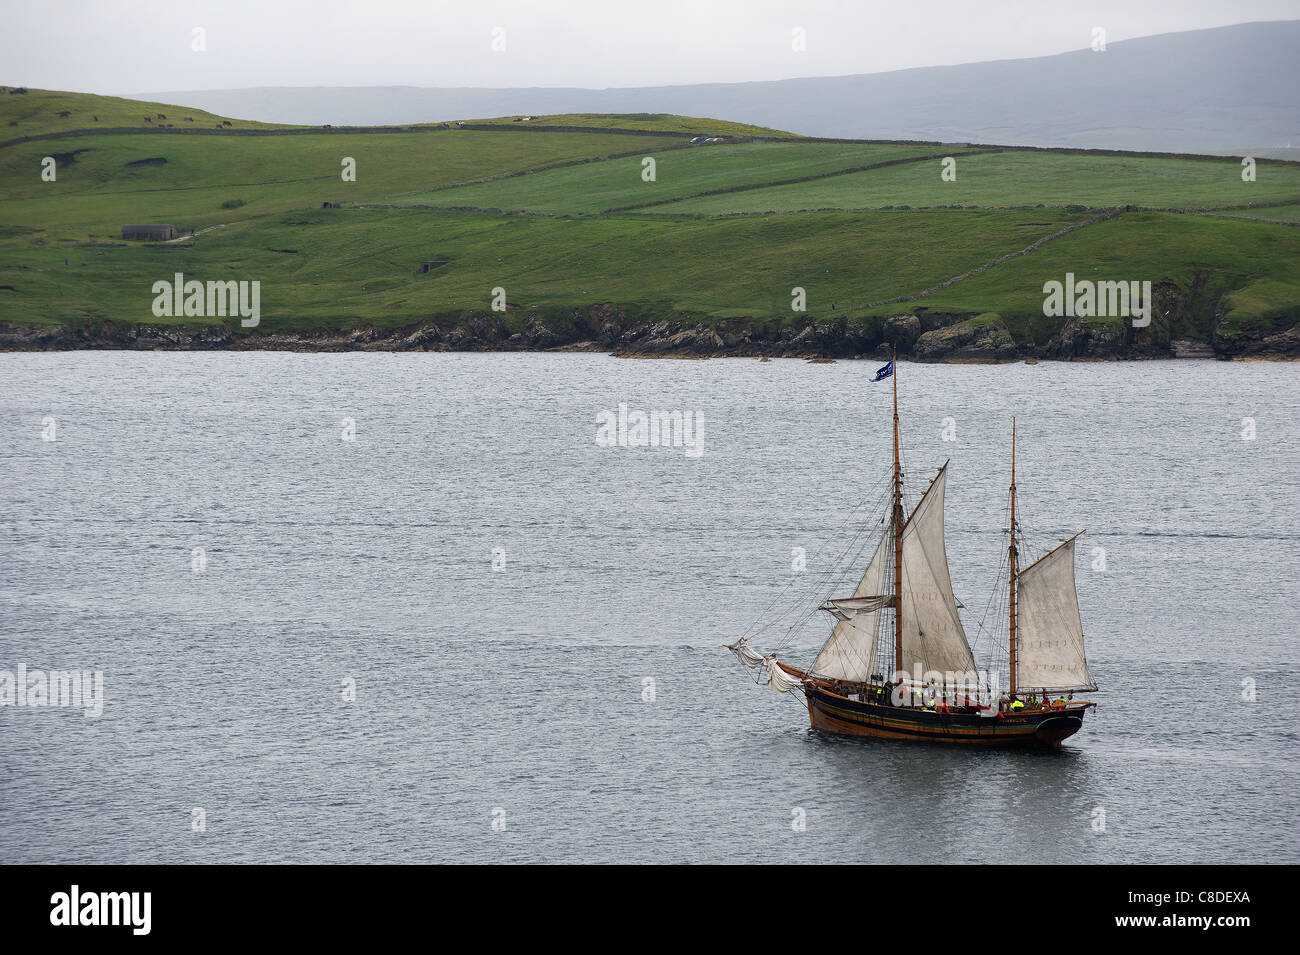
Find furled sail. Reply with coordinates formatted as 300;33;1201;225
898;466;978;676
1015;536;1096;692
823;594;894;615
763;656;804;694
810;530;891;682
723;636;765;669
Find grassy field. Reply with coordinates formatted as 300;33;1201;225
910;212;1300;337
0;86;283;133
0;129;688;234
0;207;1089;329
389;141;971;215
651;150;1300;214
1208;203;1300;223
2;87;1298;350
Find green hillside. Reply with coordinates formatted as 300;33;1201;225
389;142;974;215
650;150;1300;214
0;130;690;231
1;87;1298;357
0;85;282;133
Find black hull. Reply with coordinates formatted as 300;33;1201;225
803;682;1090;748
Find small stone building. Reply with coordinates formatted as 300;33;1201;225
121;224;178;240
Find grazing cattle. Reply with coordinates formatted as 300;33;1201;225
93;115;99;121
184;116;193;121
144;116;152;123
156;113;166;119
7;121;16;126
221;120;232;127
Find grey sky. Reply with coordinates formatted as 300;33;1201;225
4;0;1297;93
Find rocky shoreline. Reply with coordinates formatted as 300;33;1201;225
2;305;1296;360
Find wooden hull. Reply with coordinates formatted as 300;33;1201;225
801;678;1090;749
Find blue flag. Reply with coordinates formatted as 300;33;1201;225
872;359;894;382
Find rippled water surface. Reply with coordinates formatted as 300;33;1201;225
1;352;1296;863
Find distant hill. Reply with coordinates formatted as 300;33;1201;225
144;21;1299;157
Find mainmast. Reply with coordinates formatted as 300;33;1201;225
892;347;904;680
1008;418;1018;696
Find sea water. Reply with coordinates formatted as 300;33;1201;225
1;352;1296;863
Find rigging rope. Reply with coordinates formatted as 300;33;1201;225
740;469;894;651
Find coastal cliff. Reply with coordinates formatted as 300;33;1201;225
2;301;1296;360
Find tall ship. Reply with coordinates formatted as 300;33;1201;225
726;353;1098;748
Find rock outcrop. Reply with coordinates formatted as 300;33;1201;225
913;319;1018;362
1;300;1295;360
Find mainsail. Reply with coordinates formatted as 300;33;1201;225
898;466;978;676
1014;536;1096;692
810;530;891;682
811;464;976;682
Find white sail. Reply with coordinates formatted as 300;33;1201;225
723;636;765;669
810;530;890;682
824;595;894;614
1015;537;1096;692
763;656;804;694
898;466;978;676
